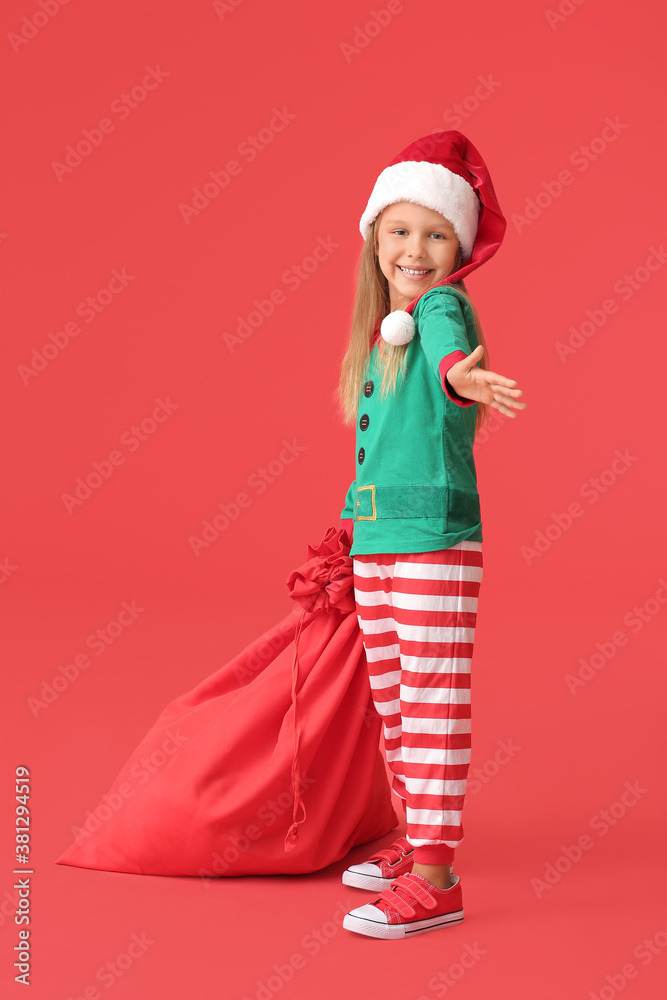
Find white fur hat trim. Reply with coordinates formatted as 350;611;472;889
360;160;479;260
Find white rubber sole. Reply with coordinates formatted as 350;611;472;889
341;870;398;891
343;908;464;940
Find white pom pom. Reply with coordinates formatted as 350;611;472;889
380;310;415;346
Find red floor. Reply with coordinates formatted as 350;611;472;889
3;583;665;1000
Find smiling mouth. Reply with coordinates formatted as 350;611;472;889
397;265;432;277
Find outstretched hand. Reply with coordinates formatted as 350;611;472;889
446;345;527;417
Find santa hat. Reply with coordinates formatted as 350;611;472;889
359;130;506;345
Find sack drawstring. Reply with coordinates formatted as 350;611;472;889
283;608;307;852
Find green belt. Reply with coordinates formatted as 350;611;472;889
354;483;480;522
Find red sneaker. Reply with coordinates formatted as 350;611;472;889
342;836;414;891
343;872;464;939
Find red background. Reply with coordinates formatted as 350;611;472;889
2;0;666;997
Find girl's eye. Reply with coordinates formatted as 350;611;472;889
392;230;445;238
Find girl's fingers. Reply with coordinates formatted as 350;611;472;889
454;361;527;409
490;399;518;417
490;384;523;397
493;391;527;409
482;371;520;389
493;390;527;412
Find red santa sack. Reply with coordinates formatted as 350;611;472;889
55;525;398;877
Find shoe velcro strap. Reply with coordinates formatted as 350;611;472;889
410;875;438;910
372;847;408;866
393;875;438;909
369;838;412;866
377;885;416;919
378;874;438;918
371;849;402;866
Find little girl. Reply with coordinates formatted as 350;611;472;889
335;130;526;939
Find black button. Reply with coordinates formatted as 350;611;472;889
359;414;369;431
358;447;365;465
363;380;374;397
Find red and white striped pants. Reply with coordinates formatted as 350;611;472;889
352;540;483;866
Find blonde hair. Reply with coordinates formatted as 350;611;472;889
336;215;491;439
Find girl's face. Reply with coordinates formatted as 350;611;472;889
375;201;461;311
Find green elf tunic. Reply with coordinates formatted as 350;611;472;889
340;284;483;557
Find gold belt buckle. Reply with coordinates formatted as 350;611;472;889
355;484;376;521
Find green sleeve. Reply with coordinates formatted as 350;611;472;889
416;289;474;382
